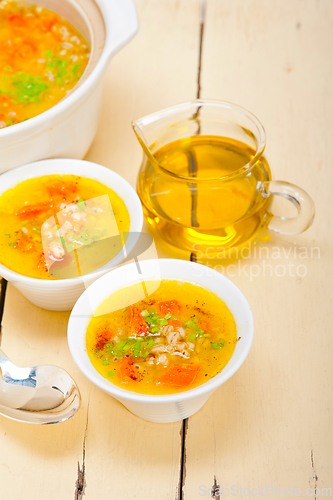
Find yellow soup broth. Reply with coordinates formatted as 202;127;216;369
86;280;238;395
0;175;130;279
0;0;90;128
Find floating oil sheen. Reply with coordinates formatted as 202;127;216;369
86;280;237;395
0;0;90;128
137;135;272;254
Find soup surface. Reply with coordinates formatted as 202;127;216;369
0;175;130;279
86;280;238;395
0;0;90;128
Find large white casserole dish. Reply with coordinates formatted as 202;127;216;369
0;0;138;174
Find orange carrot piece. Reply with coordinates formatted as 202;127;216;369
119;357;139;383
95;329;113;351
46;181;77;198
168;319;181;328
41;16;57;32
130;306;149;336
157;364;200;387
9;14;24;26
16;238;35;253
16;201;50;218
158;300;181;316
199;319;209;334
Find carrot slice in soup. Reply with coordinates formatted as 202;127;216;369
158;300;181;315
130;306;149;336
168;319;181;328
158;364;200;387
16;201;50;218
46;181;78;198
119;357;139;382
199;320;210;334
95;329;113;351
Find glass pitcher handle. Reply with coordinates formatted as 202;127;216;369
261;180;315;235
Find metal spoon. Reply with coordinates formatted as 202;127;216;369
0;348;80;424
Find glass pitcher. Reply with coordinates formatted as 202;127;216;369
133;100;315;257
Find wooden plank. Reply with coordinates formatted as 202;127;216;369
84;2;200;498
86;0;202;188
0;284;87;500
183;0;333;498
0;1;201;499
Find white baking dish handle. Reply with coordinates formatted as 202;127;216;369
97;0;139;59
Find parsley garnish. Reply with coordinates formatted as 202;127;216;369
140;309;176;333
185;317;207;338
77;197;85;211
211;339;225;350
106;336;155;359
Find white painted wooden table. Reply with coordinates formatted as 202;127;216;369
0;1;332;499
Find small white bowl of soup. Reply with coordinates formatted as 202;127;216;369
68;259;254;423
0;158;143;310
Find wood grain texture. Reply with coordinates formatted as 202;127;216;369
0;0;332;499
183;1;333;498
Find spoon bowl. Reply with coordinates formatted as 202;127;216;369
0;348;80;424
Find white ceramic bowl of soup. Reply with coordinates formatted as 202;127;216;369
67;259;254;423
0;158;143;311
0;0;138;174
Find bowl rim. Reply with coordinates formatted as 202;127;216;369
67;259;254;404
0;158;143;286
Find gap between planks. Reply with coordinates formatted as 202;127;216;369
178;1;207;499
0;1;211;498
74;405;89;500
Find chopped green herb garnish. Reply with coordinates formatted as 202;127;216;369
4;233;10;237
102;360;110;366
11;73;48;103
121;306;128;312
77;197;85;211
186;316;207;340
107;336;155;359
186;318;198;329
211;339;225;350
107;370;115;377
189;333;196;342
21;220;28;226
45;50;54;58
